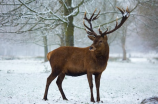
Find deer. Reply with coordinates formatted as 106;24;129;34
43;7;130;102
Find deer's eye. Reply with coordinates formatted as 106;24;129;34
99;40;102;43
99;40;103;45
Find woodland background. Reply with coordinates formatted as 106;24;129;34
0;0;158;61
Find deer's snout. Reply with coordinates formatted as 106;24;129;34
89;45;96;51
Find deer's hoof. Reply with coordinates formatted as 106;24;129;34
91;99;95;102
63;98;68;100
43;97;48;101
97;100;103;103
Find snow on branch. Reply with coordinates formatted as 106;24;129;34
18;0;37;13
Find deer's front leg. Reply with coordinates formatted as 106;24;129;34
87;73;95;102
95;73;102;102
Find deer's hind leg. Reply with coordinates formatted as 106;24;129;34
56;72;68;100
43;73;57;100
43;68;62;100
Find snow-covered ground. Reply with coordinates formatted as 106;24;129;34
0;58;158;104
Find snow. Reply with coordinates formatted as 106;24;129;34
0;58;158;104
123;11;129;17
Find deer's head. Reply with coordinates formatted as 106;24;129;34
83;7;130;52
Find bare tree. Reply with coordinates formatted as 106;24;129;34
0;0;88;61
136;0;158;50
1;0;158;61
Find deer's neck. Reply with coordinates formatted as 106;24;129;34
93;45;109;60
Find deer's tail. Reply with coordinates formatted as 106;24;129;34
47;52;51;60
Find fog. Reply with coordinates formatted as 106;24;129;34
0;29;157;57
0;0;158;58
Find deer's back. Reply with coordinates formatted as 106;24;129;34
48;46;89;76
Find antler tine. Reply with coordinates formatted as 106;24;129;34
84;11;93;31
117;7;124;14
83;20;93;32
101;7;130;36
101;28;108;36
92;10;100;21
126;6;129;13
122;8;125;12
83;9;100;37
83;20;97;36
84;11;88;21
90;8;97;21
115;17;118;28
98;25;102;35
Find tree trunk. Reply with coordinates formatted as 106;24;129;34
60;28;66;46
121;38;127;60
43;36;48;62
64;0;74;46
121;26;127;60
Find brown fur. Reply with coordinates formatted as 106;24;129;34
47;52;51;60
43;35;109;102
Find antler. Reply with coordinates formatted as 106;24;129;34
83;9;100;37
99;7;130;37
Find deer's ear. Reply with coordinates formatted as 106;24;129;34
88;35;95;41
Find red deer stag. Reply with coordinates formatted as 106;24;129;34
43;7;130;102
